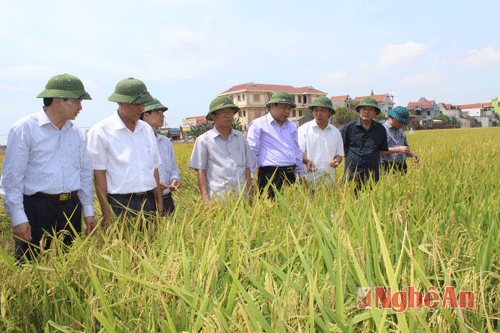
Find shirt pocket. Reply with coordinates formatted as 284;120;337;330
68;142;83;169
138;144;155;170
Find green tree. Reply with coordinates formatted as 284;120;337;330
187;117;244;140
334;106;359;125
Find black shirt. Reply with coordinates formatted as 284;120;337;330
341;118;388;183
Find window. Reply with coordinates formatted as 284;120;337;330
303;96;307;104
298;96;302;103
292;110;296;117
253;94;260;102
237;95;241;101
299;110;303;117
239;111;242;117
243;110;246;117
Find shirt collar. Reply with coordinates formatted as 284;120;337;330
111;110;144;133
266;112;289;127
37;107;73;130
210;126;236;139
312;120;333;130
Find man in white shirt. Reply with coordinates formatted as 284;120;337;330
87;78;162;229
189;96;256;203
298;96;344;188
247;91;304;199
0;74;96;261
141;98;180;214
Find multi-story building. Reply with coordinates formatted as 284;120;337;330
354;91;395;115
407;98;440;118
217;83;327;130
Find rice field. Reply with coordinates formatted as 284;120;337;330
0;127;499;332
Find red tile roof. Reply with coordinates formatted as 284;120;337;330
219;83;325;95
354;94;389;103
330;95;350;101
457;102;492;110
407;100;436;109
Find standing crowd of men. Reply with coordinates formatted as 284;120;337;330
0;74;420;261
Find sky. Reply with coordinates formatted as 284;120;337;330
1;0;499;144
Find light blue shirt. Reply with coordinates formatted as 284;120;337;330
247;112;304;177
380;120;409;163
189;127;256;199
0;108;94;227
157;134;180;195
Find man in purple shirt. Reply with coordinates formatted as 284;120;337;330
247;91;304;199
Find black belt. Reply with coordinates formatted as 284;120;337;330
109;190;153;200
32;191;78;201
162;193;172;199
260;165;296;173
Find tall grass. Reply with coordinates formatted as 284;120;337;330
0;128;499;332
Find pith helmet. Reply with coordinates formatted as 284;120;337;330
387;106;410;125
207;96;239;121
356;97;381;115
266;91;296;108
143;98;168;113
308;96;335;115
37;74;91;100
108;78;153;104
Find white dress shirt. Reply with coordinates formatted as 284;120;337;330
87;111;161;194
188;127;256;199
0;108;95;227
246;112;303;176
298;120;344;186
157;134;180;195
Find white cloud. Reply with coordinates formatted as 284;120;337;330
0;65;57;82
457;47;500;67
377;42;426;71
401;70;445;86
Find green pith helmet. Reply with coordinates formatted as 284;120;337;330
207;96;239;121
108;78;153;104
308;96;335;115
387;106;410;125
36;74;91;100
266;91;297;108
356;97;381;115
143;98;168;113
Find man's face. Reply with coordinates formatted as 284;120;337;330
143;110;165;128
389;117;405;129
312;107;331;124
118;103;145;124
211;108;234;127
58;98;82;121
358;106;377;122
270;104;292;124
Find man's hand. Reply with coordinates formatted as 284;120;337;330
412;153;420;163
329;159;340;168
13;222;31;243
159;181;168;192
168;178;180;192
306;160;317;172
84;216;97;236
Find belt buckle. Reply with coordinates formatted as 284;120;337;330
59;193;70;201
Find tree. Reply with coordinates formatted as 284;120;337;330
334;106;359;125
187;117;244;140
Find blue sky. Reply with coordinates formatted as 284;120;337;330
1;0;499;144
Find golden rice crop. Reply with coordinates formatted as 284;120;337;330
0;127;499;332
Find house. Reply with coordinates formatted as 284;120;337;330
407;98;440;119
354;90;395;115
457;102;498;127
330;95;354;109
437;103;472;128
216;83;327;130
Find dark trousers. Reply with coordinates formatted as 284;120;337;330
258;165;296;199
107;191;156;220
15;193;82;261
381;161;408;174
162;193;175;215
